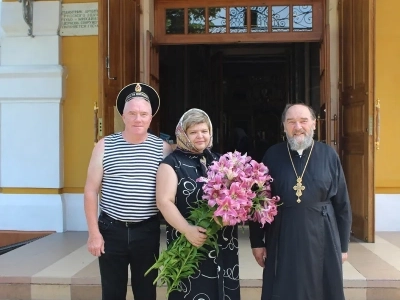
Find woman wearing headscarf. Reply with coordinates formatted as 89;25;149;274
156;108;241;300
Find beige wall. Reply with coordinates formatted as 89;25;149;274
375;0;400;193
62;0;98;190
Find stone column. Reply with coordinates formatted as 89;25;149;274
0;1;66;232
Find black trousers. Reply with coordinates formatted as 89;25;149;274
98;213;160;300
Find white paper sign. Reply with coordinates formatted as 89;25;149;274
60;3;98;36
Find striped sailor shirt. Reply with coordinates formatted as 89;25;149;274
100;132;164;222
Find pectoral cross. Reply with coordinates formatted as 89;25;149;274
293;177;305;203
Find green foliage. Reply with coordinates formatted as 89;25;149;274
144;201;221;296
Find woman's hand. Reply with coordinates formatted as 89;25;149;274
183;225;208;248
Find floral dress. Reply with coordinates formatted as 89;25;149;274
162;149;241;300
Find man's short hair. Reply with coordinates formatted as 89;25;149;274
281;103;317;124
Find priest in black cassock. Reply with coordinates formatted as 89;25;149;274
249;103;352;300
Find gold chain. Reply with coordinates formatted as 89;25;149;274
286;141;315;203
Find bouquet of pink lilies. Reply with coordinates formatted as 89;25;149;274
200;151;280;226
145;151;280;295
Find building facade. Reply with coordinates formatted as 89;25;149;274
0;0;399;246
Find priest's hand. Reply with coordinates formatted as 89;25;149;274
252;247;267;268
342;252;348;263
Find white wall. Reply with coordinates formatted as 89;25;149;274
0;1;66;232
375;195;400;231
64;194;88;231
0;0;4;64
0;194;65;232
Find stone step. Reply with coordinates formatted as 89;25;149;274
2;231;400;300
1;284;400;300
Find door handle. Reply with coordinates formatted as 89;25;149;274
331;114;338;145
375;99;381;150
94;102;99;146
316;114;325;142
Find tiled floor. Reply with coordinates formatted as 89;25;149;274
0;228;400;300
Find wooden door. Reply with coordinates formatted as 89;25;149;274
317;0;330;144
98;0;141;137
147;31;161;136
339;0;375;242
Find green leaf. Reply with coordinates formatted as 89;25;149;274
145;200;223;296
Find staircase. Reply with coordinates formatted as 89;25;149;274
1;231;400;300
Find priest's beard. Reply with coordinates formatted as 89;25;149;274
286;129;314;151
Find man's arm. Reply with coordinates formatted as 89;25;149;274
84;138;105;256
163;141;173;158
249;148;273;248
249;148;273;267
249;220;267;267
331;154;352;257
249;221;266;248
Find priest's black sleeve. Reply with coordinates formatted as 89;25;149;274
249;220;266;248
331;155;352;253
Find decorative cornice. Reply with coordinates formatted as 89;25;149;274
0;65;64;77
0;65;65;101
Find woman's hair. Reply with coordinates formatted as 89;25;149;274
181;110;211;133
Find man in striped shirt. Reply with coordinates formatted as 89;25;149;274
84;83;172;300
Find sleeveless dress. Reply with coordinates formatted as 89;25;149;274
162;149;241;300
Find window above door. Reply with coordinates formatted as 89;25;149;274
155;0;323;44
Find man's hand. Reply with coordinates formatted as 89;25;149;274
163;141;173;158
87;233;105;257
252;247;267;268
342;252;348;263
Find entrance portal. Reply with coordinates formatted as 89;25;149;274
98;0;375;243
158;43;323;159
